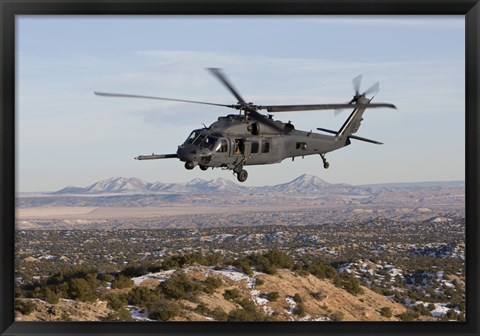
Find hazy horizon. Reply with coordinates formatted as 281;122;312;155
17;173;466;194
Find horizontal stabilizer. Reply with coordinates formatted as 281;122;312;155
135;154;177;160
348;135;383;145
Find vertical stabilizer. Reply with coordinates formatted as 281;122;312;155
335;95;371;139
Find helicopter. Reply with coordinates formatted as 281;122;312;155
94;68;396;182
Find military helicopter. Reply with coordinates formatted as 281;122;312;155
94;68;396;182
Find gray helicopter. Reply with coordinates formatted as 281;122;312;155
95;68;396;182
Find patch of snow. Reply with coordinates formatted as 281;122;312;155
211;266;249;282
338;263;354;273
131;270;176;286
431;303;450;317
127;305;153;321
249;290;275;316
311;316;332;321
285;296;297;315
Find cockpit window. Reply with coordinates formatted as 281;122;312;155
186;130;201;144
193;134;206;146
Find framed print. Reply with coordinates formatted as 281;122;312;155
1;1;479;336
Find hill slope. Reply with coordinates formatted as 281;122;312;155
16;267;407;322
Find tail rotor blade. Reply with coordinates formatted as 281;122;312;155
364;81;380;97
352;74;363;96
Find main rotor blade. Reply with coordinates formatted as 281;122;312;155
94;91;235;109
207;68;246;104
263;103;396;113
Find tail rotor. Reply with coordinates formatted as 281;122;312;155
335;75;380;116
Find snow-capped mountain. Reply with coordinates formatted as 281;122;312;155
268;174;331;193
53;174;339;195
51;174;462;196
85;177;149;193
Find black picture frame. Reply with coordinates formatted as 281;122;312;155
1;1;478;335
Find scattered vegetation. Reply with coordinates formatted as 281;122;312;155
15;299;36;315
15;219;466;322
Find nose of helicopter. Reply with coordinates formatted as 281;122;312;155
176;145;196;162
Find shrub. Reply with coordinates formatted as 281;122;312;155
310;291;326;301
67;278;97;302
106;293;128;311
330;311;345;321
398;309;420;321
195;303;228;321
293;293;303;303
306;261;337;279
267;292;279;301
103;308;133;321
294;303;306;317
228;299;265;321
248;255;276;274
15;299;36;315
148;297;179;321
380;307;392;318
33;286;59;304
158;272;201;300
223;288;241;301
445;309;459;320
162;252;214;270
111;275;134;289
211;307;228;321
202;276;223;294
233;259;254;275
414;304;431;316
333;273;364;296
263;250;294;269
127;286;161;309
121;265;148;277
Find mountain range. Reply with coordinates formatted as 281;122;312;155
52;175;464;196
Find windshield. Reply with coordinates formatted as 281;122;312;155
185;130;201;144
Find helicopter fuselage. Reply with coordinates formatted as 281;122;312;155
175;114;347;173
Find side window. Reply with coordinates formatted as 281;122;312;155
251;141;259;154
262;140;270;153
234;139;244;155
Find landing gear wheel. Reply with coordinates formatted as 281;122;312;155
237;169;248;182
199;165;208;171
320;154;329;169
185;161;195;170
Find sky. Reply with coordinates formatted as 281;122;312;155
16;16;465;192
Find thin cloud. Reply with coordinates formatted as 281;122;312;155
304;16;464;30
